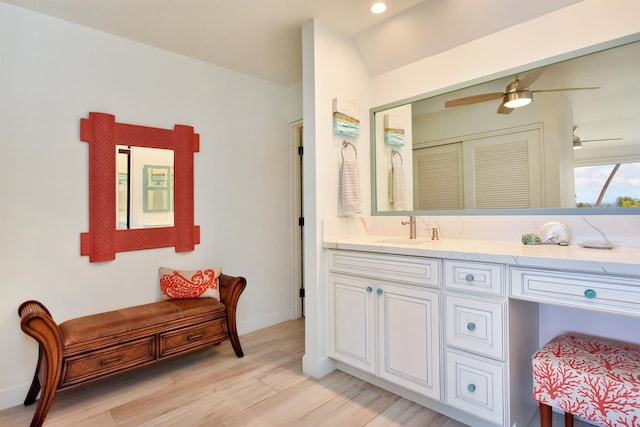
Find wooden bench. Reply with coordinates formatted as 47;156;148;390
18;273;246;427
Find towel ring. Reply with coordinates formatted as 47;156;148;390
341;141;357;161
391;149;403;166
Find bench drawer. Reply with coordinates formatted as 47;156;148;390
62;337;156;386
159;319;228;357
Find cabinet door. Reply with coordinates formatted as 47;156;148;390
328;274;375;373
377;283;441;399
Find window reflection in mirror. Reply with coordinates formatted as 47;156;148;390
116;145;174;229
575;162;640;208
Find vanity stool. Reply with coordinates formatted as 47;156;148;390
532;334;640;427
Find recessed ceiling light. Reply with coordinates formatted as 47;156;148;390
370;2;387;14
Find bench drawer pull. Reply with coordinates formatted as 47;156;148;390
584;289;597;299
187;333;205;341
100;355;124;365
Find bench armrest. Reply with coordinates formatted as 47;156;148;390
18;300;64;412
218;274;246;357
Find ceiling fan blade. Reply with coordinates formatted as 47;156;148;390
532;87;600;93
444;92;504;108
581;138;623;143
515;68;544;90
497;103;514;114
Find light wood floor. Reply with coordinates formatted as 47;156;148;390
0;318;591;426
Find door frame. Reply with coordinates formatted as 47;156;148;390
289;119;304;318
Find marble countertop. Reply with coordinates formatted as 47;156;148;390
323;236;640;277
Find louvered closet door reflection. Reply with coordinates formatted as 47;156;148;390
463;128;542;209
413;143;463;210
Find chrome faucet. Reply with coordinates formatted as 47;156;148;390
431;227;439;240
401;216;417;239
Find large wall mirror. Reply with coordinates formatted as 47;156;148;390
372;35;640;216
80;112;200;262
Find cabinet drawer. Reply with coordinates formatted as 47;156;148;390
511;267;640;317
444;260;503;296
445;295;504;360
446;350;505;426
159;319;228;358
62;337;156;386
328;250;440;288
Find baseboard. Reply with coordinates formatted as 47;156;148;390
237;309;294;336
302;354;336;378
0;382;29;412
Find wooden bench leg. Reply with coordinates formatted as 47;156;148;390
565;411;574;427
540;402;552;427
24;348;59;427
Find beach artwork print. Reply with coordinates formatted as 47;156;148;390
384;114;405;146
332;98;360;137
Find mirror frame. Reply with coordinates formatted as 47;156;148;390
80;112;200;262
370;33;640;217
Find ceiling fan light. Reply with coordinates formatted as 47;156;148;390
370;2;387;13
503;90;532;108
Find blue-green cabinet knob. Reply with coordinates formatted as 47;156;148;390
366;286;373;293
376;288;383;295
584;289;597;299
467;322;476;331
465;274;474;282
467;384;476;393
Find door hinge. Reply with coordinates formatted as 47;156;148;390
298;217;304;226
298;146;303;156
299;288;305;298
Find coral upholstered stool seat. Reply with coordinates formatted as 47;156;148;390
532;335;640;427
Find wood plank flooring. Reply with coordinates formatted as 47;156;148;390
0;318;591;426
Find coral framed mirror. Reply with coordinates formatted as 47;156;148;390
80;112;200;262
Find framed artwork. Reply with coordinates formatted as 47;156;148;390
384;113;405;146
332;98;360;137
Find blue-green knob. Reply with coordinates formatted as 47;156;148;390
584;289;597;299
366;286;373;293
465;274;474;282
467;322;476;331
376;288;383;295
467;384;476;393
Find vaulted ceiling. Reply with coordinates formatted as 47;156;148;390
1;0;581;85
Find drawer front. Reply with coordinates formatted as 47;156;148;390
328;250;440;288
159;319;228;358
511;267;640;317
446;350;505;426
62;337;156;386
444;260;503;296
445;295;504;360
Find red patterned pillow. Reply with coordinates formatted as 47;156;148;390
159;267;221;300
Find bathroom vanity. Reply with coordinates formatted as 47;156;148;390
323;234;640;427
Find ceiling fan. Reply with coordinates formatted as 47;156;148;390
444;69;599;114
572;126;622;149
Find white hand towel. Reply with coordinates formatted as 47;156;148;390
389;165;407;210
340;160;362;216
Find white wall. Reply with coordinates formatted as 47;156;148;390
0;3;298;410
303;0;640;378
301;20;372;377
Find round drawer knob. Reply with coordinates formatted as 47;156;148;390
376;288;383;295
584;289;597;299
467;322;476;331
366;286;373;293
465;274;474;282
467;384;476;393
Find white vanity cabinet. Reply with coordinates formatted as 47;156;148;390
443;260;539;427
327;250;441;400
